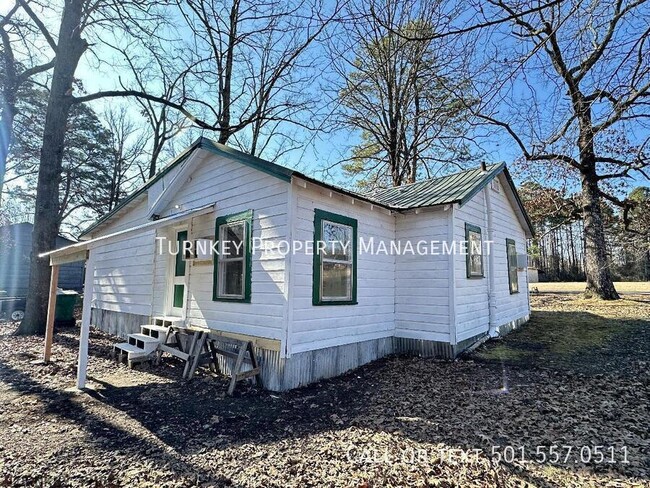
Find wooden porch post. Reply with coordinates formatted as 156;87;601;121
43;264;60;363
77;253;93;389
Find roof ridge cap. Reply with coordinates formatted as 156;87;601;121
368;163;504;195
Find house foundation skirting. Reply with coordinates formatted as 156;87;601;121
495;314;530;337
90;307;149;339
88;308;531;391
392;333;490;359
393;337;456;358
198;336;394;392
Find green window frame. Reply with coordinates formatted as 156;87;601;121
172;230;188;310
312;209;358;306
175;230;188;277
213;210;253;303
465;223;484;278
506;238;519;294
173;284;185;308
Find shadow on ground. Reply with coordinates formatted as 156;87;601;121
1;299;648;486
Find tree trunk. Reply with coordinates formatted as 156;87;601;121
573;95;620;300
149;136;163;179
148;115;164;179
580;168;620;299
218;0;239;145
16;0;88;335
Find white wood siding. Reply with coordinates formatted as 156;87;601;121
489;174;530;325
86;152;290;343
453;175;530;342
394;209;451;342
454;194;490;341
159;154;290;342
289;183;395;354
89;198;154;317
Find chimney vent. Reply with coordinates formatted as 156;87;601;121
480;161;487;173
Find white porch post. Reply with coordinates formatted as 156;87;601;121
43;264;60;363
77;251;94;389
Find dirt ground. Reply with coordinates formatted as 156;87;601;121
0;295;648;487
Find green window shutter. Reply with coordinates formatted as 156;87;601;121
465;223;484;278
212;210;253;303
506;238;519;294
175;230;187;277
312;208;358;306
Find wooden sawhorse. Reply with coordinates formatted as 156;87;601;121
156;325;213;380
186;333;262;395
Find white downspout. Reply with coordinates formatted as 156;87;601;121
282;181;296;359
485;186;498;337
447;204;457;347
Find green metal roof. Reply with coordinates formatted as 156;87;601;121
81;138;533;238
366;163;505;208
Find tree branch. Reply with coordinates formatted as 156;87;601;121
16;0;57;52
71;90;219;132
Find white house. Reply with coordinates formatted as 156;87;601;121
44;137;534;391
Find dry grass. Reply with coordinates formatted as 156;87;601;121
529;281;650;293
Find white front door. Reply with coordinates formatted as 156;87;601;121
169;229;188;317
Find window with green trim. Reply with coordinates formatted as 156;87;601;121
465;223;484;278
313;209;357;305
213;210;253;302
506;238;519;294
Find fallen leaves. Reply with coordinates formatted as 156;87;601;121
0;295;648;486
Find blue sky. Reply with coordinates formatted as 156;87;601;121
3;0;649;203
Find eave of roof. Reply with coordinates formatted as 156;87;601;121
79;138;204;238
80;137;534;239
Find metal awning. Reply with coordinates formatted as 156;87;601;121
40;203;215;265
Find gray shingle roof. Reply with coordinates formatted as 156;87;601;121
366;163;505;209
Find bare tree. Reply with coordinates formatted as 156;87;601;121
0;1;56;199
464;0;650;299
15;0;180;334
7;0;338;334
175;0;338;157
102;38;192;178
16;0;91;334
140;97;189;179
102;106;147;211
330;0;474;190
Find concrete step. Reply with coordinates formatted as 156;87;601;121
140;324;169;339
152;316;184;328
127;333;160;354
114;342;148;360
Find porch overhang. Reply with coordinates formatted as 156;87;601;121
38;202;216;389
40;203;216;265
